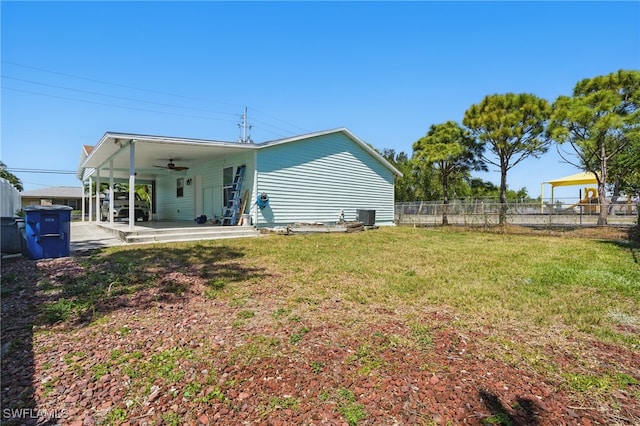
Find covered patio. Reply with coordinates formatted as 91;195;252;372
77;132;254;231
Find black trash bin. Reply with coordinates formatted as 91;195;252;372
1;217;22;254
24;205;73;260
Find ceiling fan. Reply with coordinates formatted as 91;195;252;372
153;159;189;171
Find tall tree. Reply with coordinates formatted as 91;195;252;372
382;148;440;202
0;161;24;192
463;93;551;225
411;160;440;201
465;179;531;201
468;178;500;199
614;137;640;199
606;136;640;214
381;149;415;202
413;121;486;224
548;70;640;225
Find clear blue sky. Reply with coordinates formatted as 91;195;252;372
2;1;639;201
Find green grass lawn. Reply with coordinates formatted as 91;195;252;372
238;227;640;346
76;227;638;343
64;226;639;350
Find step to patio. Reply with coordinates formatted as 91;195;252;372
127;227;260;244
98;223;260;244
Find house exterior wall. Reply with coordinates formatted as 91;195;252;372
155;152;254;221
254;132;395;227
155;174;194;221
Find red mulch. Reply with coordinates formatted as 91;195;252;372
2;252;639;426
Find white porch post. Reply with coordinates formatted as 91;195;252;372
88;177;93;222
81;181;86;222
128;139;137;231
251;150;258;227
95;171;101;222
109;160;114;225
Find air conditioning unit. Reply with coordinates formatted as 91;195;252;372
356;209;376;226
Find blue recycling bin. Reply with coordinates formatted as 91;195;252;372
24;205;73;260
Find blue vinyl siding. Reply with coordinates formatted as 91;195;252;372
255;132;394;227
155;174;195;220
156;152;254;221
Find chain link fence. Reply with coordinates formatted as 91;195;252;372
395;199;639;227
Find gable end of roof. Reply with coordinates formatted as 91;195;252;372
257;128;402;177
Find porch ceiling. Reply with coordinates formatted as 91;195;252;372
81;133;255;181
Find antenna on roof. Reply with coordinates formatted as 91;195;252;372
238;107;253;143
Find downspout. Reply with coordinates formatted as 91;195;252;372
540;183;544;213
128;139;137;231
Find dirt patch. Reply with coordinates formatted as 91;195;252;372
2;251;639;425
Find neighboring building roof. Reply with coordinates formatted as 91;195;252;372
21;186;84;198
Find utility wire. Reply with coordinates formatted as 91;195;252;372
2;60;242;108
251;106;311;134
250;116;303;137
22;180;67;188
249;125;288;139
2;86;238;123
1;75;238;117
8;168;76;174
2;60;310;138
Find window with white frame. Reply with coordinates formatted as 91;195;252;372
177;178;184;198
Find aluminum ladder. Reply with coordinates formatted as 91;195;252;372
222;165;246;226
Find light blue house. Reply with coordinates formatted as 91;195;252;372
77;128;401;228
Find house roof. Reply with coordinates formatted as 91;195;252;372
76;145;96;179
543;171;599;187
79;132;254;181
77;128;402;181
21;186;84;199
257;128;402;176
